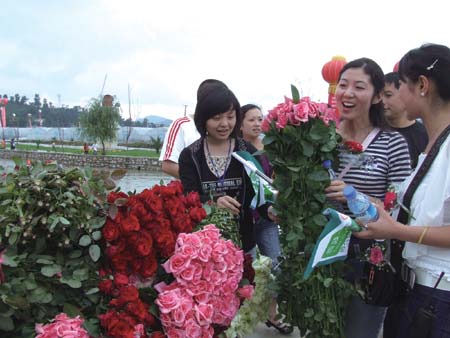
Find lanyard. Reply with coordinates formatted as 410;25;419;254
205;138;232;187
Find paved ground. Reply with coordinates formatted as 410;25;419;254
244;322;302;338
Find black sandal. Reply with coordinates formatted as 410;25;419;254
265;319;294;335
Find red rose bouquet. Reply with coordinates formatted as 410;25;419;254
99;180;207;338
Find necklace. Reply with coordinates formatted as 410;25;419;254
205;138;233;187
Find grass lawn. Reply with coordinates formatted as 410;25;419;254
16;143;159;158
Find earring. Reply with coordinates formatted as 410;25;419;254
206;130;209;136
420;92;425;97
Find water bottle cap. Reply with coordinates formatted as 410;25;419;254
343;185;356;199
323;159;332;169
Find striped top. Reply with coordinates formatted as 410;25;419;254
337;130;411;202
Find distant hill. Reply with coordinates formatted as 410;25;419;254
139;115;172;126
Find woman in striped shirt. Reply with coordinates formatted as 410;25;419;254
325;58;411;338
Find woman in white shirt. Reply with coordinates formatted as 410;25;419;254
357;43;450;338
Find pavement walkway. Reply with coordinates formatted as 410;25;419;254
244;322;302;338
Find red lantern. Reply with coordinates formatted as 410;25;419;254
322;56;347;107
393;61;400;72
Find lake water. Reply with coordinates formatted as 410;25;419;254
0;159;173;193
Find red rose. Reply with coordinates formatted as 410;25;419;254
125;299;152;323
102;219;120;242
117;285;139;304
150;332;165;338
344;140;363;153
140;254;157;278
111;255;128;273
154;231;176;258
113;273;129;287
185;191;202;207
99;279;114;295
384;191;397;211
133;231;153;257
120;213;140;233
189;206;207;223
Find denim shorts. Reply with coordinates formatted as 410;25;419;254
254;217;281;269
396;284;450;338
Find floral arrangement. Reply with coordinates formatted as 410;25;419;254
98;180;207;337
262;86;353;337
35;313;90;338
0;160;117;337
342;140;363;154
224;255;274;338
1;159;257;338
155;224;252;337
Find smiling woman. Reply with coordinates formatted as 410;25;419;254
179;81;276;254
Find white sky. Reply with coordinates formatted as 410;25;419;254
1;0;449;120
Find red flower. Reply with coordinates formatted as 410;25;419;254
117;285;139;305
120;213;141;233
139;254;158;278
369;246;384;265
99;279;114;295
384;191;397;211
189;207;207;223
102;219;120;242
344;140;363;153
150;332;165;338
133;231;153;257
113;273;129;287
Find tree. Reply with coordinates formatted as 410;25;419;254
34;94;41;108
149;136;163;154
78;97;121;154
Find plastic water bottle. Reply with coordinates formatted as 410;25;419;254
323;160;337;180
343;185;379;225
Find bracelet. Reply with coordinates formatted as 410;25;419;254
417;226;430;244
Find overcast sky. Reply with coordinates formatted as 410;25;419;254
1;0;449;120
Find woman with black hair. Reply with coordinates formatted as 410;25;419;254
179;82;276;254
356;43;450;338
325;58;412;338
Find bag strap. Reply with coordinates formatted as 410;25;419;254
397;123;450;224
338;128;381;180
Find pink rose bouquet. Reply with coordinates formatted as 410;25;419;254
35;313;90;338
156;224;253;337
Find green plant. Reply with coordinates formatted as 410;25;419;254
0;159;126;337
262;86;353;337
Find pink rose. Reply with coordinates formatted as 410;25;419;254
200;224;220;241
180;265;196;282
261;118;271;133
163;253;191;274
166;327;186;338
276;112;288;129
156;289;182;314
198;244;212;262
369;247;384;265
237;285;254;299
194;303;213;326
293;101;310;123
185;318;202;337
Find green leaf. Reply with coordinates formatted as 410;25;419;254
59;216;70;225
63;303;83;317
8;232;18;245
78;235;92;247
36;258;54;265
89;244;101;262
0;316;14;331
323;278;333;287
41;264;62;277
91;230;102;241
300;140;314;157
86;287;99;295
291;84;300;103
262;135;276;145
90;216;106;229
307;170;330;182
312;214;328;226
60;277;82;288
3;295;29;310
69;250;82;258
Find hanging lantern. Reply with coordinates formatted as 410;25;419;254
322;56;347;107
